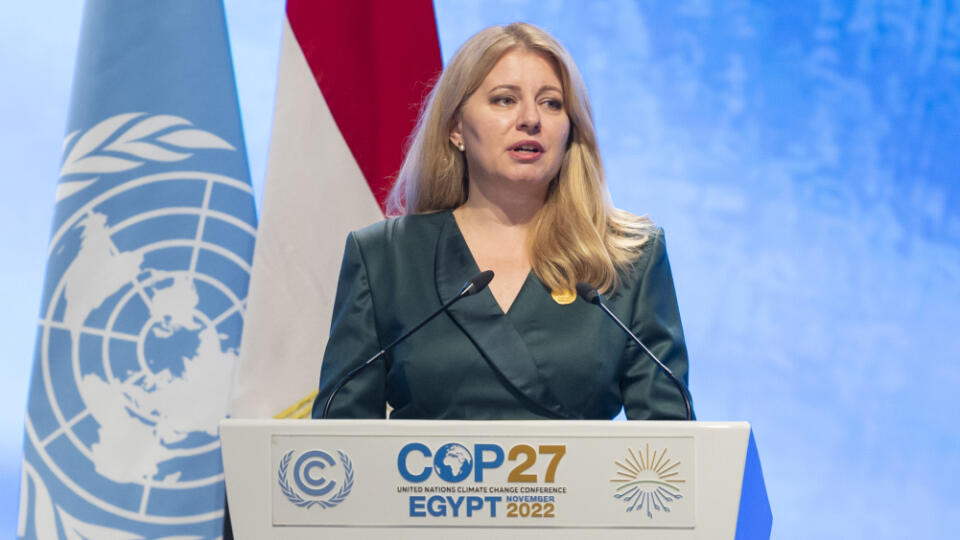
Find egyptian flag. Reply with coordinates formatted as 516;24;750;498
229;0;442;418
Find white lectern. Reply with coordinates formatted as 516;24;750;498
220;419;770;539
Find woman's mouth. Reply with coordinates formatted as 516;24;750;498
509;141;544;160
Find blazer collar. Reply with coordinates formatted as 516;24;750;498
434;212;568;419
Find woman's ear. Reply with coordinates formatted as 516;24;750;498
449;117;464;150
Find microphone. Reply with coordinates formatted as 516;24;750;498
575;282;692;421
320;270;494;418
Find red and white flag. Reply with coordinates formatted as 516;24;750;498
229;0;442;418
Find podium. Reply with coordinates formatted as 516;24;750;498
220;419;770;539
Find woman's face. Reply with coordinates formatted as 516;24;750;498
451;49;570;192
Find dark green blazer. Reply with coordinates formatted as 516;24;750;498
311;211;691;420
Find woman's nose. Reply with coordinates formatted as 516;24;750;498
516;101;541;133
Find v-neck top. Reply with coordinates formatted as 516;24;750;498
311;211;691;420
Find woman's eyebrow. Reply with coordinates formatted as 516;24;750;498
537;85;563;95
487;84;563;94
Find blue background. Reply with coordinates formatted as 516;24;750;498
2;1;958;538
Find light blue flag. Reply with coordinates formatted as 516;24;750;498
18;1;256;537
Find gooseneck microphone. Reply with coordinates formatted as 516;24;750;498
320;270;495;419
575;282;693;421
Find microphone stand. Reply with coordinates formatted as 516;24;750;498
576;282;693;421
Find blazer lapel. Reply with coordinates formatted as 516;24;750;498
434;213;568;419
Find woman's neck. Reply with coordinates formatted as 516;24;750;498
456;177;548;228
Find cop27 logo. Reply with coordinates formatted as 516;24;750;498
278;449;354;509
397;442;566;483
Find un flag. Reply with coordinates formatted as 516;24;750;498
17;1;256;538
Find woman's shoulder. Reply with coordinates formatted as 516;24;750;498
614;224;669;293
632;225;666;268
351;211;452;248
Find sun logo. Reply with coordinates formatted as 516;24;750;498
610;443;685;517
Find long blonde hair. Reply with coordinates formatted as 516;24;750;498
387;22;653;293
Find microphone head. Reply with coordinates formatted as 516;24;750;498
575;282;601;305
460;270;495;296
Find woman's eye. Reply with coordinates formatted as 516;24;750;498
492;96;516;106
543;99;563;110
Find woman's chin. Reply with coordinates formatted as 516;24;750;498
497;170;556;187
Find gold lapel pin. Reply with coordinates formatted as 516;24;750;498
551;289;577;305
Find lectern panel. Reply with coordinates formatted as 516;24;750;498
220;419;770;539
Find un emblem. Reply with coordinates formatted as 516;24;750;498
21;112;256;536
278;449;354;509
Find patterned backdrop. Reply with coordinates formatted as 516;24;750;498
437;2;960;538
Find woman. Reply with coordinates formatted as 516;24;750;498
311;22;691;420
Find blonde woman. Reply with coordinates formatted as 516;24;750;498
312;23;691;420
